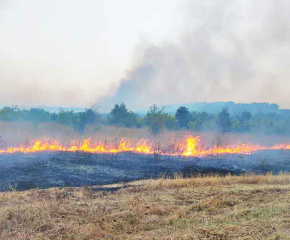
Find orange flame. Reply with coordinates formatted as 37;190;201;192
181;137;269;156
0;138;153;155
182;137;201;156
0;136;290;156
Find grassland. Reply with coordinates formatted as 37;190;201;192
1;120;290;149
1;173;290;239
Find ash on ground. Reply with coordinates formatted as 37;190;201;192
0;150;289;191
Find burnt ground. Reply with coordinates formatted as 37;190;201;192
0;150;290;191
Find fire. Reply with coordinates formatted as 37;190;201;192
0;136;290;156
180;137;268;156
182;137;201;156
0;138;154;155
135;139;152;153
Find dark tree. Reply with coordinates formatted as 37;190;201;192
235;111;252;132
239;111;252;122
109;103;137;127
78;108;100;133
175;106;191;129
217;108;231;132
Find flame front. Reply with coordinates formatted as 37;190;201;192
182;137;201;156
0;138;154;155
0;136;290;156
180;137;268;156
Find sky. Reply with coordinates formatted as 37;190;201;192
1;0;290;110
0;0;184;107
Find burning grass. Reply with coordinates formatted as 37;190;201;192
1;135;290;157
2;121;290;148
1;173;290;239
2;121;290;161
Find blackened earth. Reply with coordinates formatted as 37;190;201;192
0;150;290;191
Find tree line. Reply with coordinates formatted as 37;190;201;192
0;104;290;135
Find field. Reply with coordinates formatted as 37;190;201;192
1;122;290;239
1;121;290;148
1;174;290;239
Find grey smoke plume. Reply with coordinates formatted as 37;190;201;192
99;0;290;111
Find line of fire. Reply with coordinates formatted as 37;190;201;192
1;136;290;156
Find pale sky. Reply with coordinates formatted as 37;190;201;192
0;0;184;107
1;0;290;109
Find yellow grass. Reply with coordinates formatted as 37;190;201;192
1;173;290;239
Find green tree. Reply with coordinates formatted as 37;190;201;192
25;108;51;125
175;106;191;129
188;111;210;131
78;108;100;133
164;114;178;130
217;108;231;132
145;104;166;135
56;110;79;130
236;111;252;132
0;106;24;121
109;103;137;127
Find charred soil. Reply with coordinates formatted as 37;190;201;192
0;150;290;191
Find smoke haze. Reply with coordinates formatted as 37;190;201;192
1;1;290;110
0;0;182;108
99;0;290;111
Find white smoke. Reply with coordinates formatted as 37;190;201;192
99;0;290;111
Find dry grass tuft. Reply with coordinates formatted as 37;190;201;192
1;174;290;239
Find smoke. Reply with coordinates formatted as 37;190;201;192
99;0;290;111
0;0;184;108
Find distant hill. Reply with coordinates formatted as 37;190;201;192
1;102;290;117
163;101;290;116
0;105;86;113
36;106;86;113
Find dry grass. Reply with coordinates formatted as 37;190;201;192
2;120;290;150
1;173;290;239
